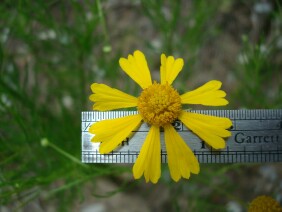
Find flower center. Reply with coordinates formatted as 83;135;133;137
137;82;182;127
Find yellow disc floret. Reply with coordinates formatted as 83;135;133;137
248;195;282;212
137;82;182;127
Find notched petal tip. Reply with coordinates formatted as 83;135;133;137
90;83;99;93
160;54;184;85
119;50;152;89
192;165;200;175
175;58;184;66
164;125;200;182
118;57;126;66
217;97;229;106
209;80;222;87
133;50;144;57
149;178;159;184
90;136;100;143
181;80;229;106
212;140;226;149
132;169;141;180
179;111;231;150
89;94;95;102
92;105;107;111
171;175;181;182
89;83;138;111
88;123;96;133
99;142;113;154
132;126;161;184
89;115;142;153
227;118;233;127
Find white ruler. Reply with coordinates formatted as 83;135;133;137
81;109;282;163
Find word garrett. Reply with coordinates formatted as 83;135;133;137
235;132;279;144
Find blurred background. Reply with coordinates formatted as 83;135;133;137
0;0;282;211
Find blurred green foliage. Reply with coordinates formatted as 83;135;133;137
0;0;281;211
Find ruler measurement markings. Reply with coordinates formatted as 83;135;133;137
82;119;282;132
260;146;263;163
82;127;281;133
81;149;282;163
82;110;282;163
83;110;282;121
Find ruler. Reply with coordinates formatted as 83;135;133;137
81;109;282;163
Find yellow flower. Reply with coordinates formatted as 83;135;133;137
89;50;232;183
248;195;282;212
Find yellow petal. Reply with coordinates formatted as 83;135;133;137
119;50;152;89
164;125;200;182
133;125;161;183
181;80;229;106
89;83;138;111
160;54;184;85
89;114;142;154
179;111;232;149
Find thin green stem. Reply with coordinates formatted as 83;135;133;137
96;0;111;52
41;138;88;169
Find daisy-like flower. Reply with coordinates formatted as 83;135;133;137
89;50;232;183
248;195;282;212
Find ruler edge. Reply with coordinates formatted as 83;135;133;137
81;109;282;121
